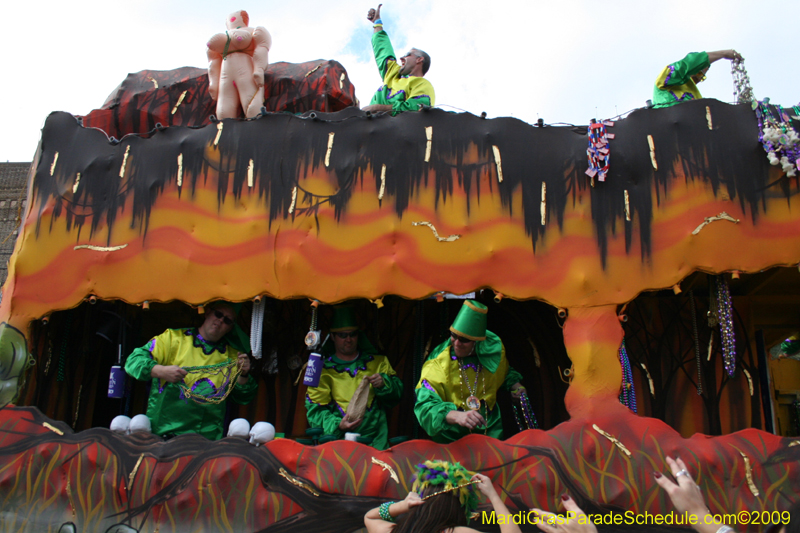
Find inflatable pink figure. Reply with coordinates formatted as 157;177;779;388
207;10;272;119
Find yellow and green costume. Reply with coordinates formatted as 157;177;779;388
415;335;522;443
414;300;523;443
369;28;435;115
653;52;710;108
125;327;257;440
305;334;402;450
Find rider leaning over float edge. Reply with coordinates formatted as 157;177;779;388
362;4;435;115
653;49;741;107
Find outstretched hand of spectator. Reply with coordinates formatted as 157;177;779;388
654;456;709;517
532;495;598;533
654;456;721;533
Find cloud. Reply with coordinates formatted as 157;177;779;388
1;0;797;161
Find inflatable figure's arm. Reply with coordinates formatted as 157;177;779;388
251;26;272;89
207;52;222;101
207;33;227;101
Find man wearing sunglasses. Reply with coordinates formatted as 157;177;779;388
361;4;435;115
305;306;403;449
414;300;525;443
653;49;741;108
125;301;257;440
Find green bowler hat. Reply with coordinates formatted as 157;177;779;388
450;300;487;341
330;305;359;332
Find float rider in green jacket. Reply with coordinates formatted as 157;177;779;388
125;301;257;440
653;49;741;108
415;300;526;443
362;4;435;115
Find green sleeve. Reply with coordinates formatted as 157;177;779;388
124;346;156;381
305;398;345;438
414;386;458;439
371;29;396;80
502;367;524;391
374;373;403;409
231;374;258;405
659;52;710;88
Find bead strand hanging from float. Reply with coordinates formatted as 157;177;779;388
714;275;737;377
618;339;637;412
755;98;799;177
731;57;754;105
689;290;703;395
513;389;539;430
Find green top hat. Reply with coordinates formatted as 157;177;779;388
330;305;359;332
449;300;487;341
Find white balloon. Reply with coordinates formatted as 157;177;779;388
129;414;152;434
249;421;275;446
227;418;251;438
110;415;131;435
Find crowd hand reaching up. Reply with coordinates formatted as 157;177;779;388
446;409;486;430
654;456;718;533
472;473;500;499
400;491;424;511
472;474;523;533
532;495;598;533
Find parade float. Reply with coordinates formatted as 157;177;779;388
1;15;800;531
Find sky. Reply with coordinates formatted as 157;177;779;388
1;0;798;162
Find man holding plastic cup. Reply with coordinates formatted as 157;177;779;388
305;306;403;449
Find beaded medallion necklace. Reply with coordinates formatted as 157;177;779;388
459;361;485;411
